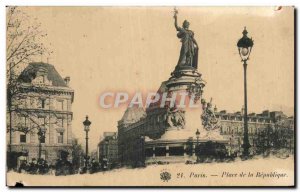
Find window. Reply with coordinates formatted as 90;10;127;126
38;117;46;126
57;100;64;110
58;132;64;143
20;134;26;143
169;146;184;156
20;116;27;127
41;99;45;109
30;132;36;144
40;136;45;143
155;147;166;157
38;117;46;144
29;97;34;108
57;118;64;128
145;148;153;157
38;98;46;109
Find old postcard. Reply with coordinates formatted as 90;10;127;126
6;6;295;187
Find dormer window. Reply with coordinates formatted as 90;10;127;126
35;75;46;84
36;67;47;84
30;67;53;86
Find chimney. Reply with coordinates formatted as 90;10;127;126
64;76;70;86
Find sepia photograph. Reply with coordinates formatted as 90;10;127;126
4;6;295;187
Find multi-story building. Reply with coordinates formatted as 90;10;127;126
98;132;118;167
216;109;293;135
117;105;165;166
118;106;294;166
215;109;294;153
216;110;271;136
7;62;74;166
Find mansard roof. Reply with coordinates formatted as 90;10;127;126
120;106;146;126
18;62;68;87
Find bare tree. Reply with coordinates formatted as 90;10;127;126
6;6;52;153
6;6;50;77
72;138;84;171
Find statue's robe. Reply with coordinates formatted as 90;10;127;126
176;28;198;69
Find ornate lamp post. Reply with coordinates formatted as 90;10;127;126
83;115;91;167
229;131;234;157
195;129;200;162
37;127;47;160
237;27;254;158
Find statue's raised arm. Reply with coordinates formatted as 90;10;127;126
173;10;180;31
172;8;199;69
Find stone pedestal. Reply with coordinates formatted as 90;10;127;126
144;66;228;164
162;67;205;139
157;67;225;141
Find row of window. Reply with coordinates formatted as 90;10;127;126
221;127;259;134
18;116;65;128
216;115;272;123
19;132;64;144
20;98;67;111
38;99;64;110
145;146;185;157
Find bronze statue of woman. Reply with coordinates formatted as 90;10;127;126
174;10;199;69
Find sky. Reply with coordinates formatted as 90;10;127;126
15;6;294;151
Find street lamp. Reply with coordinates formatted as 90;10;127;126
83;115;91;167
37;127;47;160
237;27;254;158
229;133;234;157
195;129;200;162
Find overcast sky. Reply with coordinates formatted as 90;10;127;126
17;7;294;151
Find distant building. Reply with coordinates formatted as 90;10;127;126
118;107;157;166
215;108;294;153
215;109;293;136
118;105;295;165
7;62;74;166
98;132;118;167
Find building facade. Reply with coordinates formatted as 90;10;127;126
216;109;293;135
118;107;294;165
7;62;74;166
117;105;166;166
98;132;118;167
215;109;294;154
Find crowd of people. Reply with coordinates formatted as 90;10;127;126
18;158;51;175
16;157;111;175
79;159;109;174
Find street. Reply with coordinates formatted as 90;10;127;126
7;155;294;187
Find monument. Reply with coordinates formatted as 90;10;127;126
143;9;228;164
118;9;228;165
